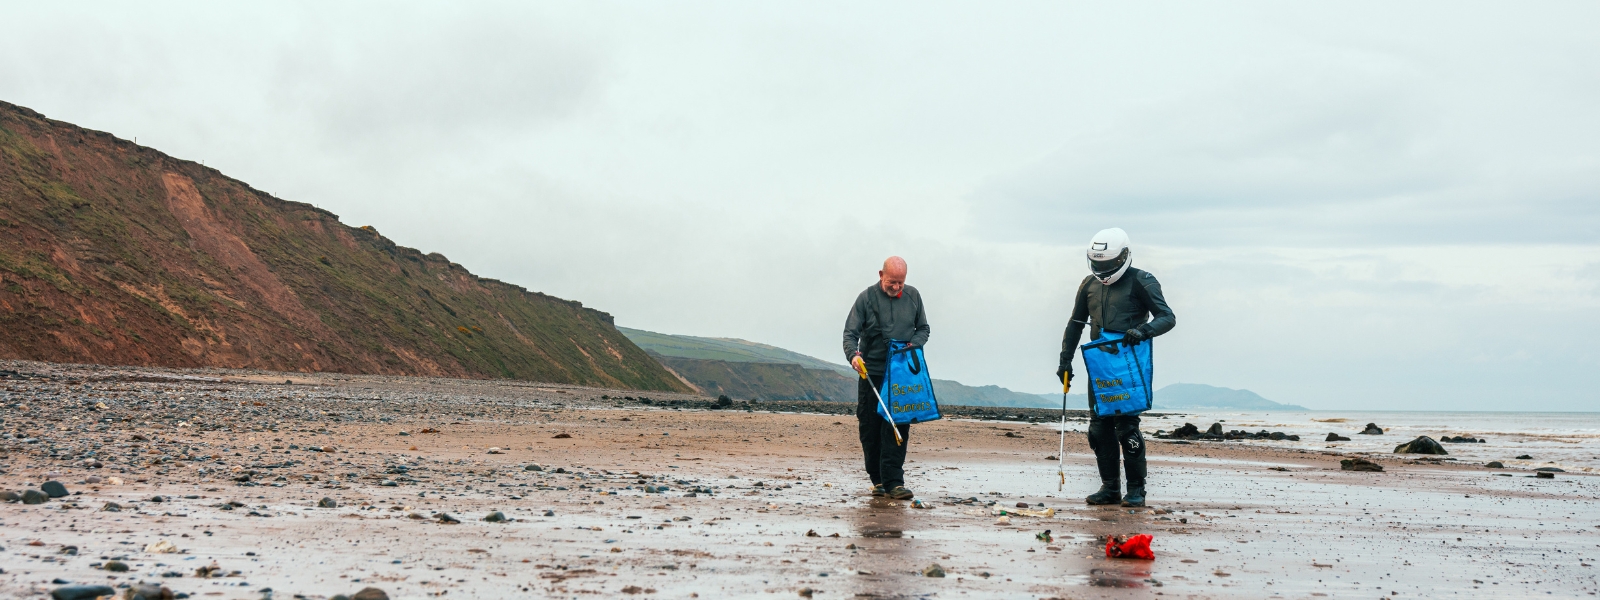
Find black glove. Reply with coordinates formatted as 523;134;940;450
1056;364;1073;383
1122;328;1148;346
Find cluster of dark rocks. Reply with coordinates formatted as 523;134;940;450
1155;422;1300;441
1;479;71;504
1440;435;1485;443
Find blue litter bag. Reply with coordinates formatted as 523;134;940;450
877;340;942;425
1080;330;1154;417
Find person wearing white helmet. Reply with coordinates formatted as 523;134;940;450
1057;228;1176;507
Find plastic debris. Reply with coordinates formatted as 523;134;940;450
144;539;179;554
992;506;1055;518
1105;534;1155;560
1035;530;1053;543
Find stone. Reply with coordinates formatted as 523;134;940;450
1394;436;1448;455
1535;467;1564;472
1325;433;1351;442
0;490;19;502
1536;472;1555;479
482;511;507;522
22;489;49;504
436;513;461;524
1168;423;1200;438
524;464;543;471
1359;423;1383;435
104;561;130;572
1205;423;1223;436
318;497;338;508
923;563;946;577
1485;461;1504;468
1515;454;1533;460
41;481;69;498
552;433;572;439
50;585;116;600
1340;458;1384;472
125;582;171;600
350;587;389;600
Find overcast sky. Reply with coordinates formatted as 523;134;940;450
4;2;1597;410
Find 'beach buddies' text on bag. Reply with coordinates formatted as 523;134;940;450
877;340;942;425
1081;330;1154;417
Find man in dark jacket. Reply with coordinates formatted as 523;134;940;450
1058;228;1175;508
843;256;930;500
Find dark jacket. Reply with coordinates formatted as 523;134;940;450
843;284;930;375
1060;268;1175;367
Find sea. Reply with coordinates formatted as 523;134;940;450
1134;410;1600;474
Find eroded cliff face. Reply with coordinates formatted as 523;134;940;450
0;101;689;392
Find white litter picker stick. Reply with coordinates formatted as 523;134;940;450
856;361;905;446
1058;375;1070;492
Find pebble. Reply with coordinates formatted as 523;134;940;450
318;497;338;508
482;511;507;522
0;490;20;502
350;587;390;600
49;585;116;600
125;582;170;600
923;563;946;577
103;561;129;572
436;512;461;524
41;480;69;498
23;489;49;504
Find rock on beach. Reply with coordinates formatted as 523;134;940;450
1394;436;1448;455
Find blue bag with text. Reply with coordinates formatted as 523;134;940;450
1080;330;1154;417
877;340;942;425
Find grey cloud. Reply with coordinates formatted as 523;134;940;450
270;16;602;151
969;55;1600;246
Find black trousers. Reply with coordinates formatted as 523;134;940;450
1087;408;1146;490
856;374;911;488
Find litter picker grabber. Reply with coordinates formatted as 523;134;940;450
1058;375;1070;491
855;360;904;446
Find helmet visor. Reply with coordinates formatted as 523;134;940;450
1088;248;1128;277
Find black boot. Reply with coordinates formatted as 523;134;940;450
1085;481;1121;505
1120;485;1145;507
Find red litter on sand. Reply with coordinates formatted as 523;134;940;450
1105;534;1155;560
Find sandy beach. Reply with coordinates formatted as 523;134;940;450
2;360;1596;599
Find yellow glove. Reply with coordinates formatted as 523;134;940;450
851;355;867;379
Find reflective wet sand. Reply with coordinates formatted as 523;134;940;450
2;363;1596;598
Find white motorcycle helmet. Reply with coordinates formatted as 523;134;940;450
1086;228;1131;285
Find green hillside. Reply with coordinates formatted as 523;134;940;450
621;327;1052;407
617;327;852;374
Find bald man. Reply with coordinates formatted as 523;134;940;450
842;256;931;500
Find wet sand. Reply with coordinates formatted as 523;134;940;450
2;360;1597;598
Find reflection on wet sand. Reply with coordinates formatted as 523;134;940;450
849;494;919;598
